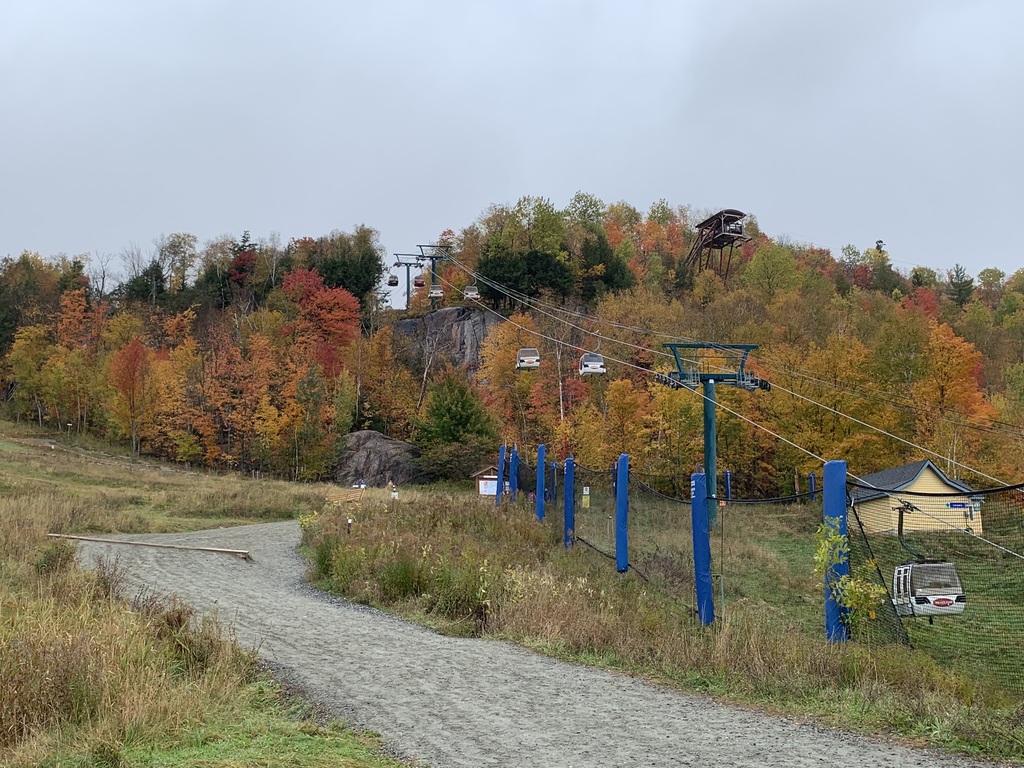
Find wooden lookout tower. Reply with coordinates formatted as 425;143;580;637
684;209;751;280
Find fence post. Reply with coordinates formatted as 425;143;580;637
615;454;629;573
535;444;546;521
824;459;849;642
808;472;818;502
691;472;715;625
496;444;506;506
509;447;520;502
564;457;575;548
723;469;732;501
548;461;558;501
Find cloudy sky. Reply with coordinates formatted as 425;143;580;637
2;0;1021;293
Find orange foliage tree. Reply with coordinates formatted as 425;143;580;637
107;336;157;455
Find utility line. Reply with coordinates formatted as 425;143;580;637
431;266;1024;562
440;257;1011;486
448;253;1024;446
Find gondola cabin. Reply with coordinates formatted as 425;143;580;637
516;348;540;371
387;275;399;287
891;560;965;618
413;276;425;288
579;352;606;376
428;285;444;299
464;285;480;300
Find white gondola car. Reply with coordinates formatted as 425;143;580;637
516;347;541;371
891;560;965;618
428;285;444;299
579;352;606;376
464;285;480;300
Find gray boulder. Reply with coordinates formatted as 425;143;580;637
335;430;433;487
392;307;502;373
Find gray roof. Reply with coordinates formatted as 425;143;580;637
850;459;974;503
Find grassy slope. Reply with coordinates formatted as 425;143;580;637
0;422;408;768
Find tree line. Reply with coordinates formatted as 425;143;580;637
2;195;1022;493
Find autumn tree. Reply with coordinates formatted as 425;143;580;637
477;313;547;448
360;327;417;439
108;336;158;454
291;226;386;309
0;252;66;355
157;232;199;293
912;322;996;477
6;324;54;425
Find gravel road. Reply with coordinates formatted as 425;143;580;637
75;522;1004;768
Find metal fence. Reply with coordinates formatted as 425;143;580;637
846;481;1024;697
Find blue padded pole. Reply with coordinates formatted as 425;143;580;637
563;457;575;548
615;454;629;573
691;472;715;625
509;447;519;502
496;444;506;506
535;444;546;521
823;460;849;642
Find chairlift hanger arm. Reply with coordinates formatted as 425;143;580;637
895;499;925;559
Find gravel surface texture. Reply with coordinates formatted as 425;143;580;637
75;521;1007;768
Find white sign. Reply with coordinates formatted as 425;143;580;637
582;486;590;495
478;479;497;496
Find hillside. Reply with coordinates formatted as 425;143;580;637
2;195;1021;493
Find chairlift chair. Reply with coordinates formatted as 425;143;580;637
515;347;541;371
387;275;399;287
891;560;966;618
579;352;606;376
464;284;480;300
428;284;444;299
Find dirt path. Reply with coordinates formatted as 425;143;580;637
76;522;1001;768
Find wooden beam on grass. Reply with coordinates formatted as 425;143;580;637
47;533;252;560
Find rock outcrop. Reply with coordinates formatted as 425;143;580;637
334;430;433;487
392;307;502;373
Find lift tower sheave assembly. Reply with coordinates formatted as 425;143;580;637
392;244;452;311
418;244;451;311
657;343;770;525
684;209;751;280
392;253;422;311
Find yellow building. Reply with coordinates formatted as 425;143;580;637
850;459;981;535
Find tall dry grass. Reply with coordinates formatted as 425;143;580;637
304;489;1024;758
0;458;285;764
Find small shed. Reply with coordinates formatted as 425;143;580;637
471;465;499;496
851;459;980;534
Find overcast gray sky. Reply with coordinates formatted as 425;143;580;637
2;0;1021;293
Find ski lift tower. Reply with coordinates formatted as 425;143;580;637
393;253;423;311
656;343;770;524
684;209;751;281
418;243;452;310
